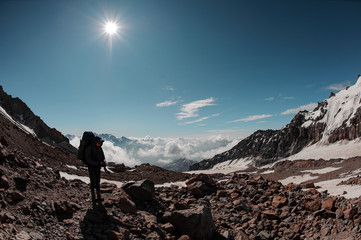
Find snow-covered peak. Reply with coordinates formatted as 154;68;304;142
302;75;361;144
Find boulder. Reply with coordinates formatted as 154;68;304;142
321;198;335;211
272;195;288;208
305;199;321;211
122;179;155;201
163;205;215;240
14;176;29;192
118;193;137;213
113;163;126;173
186;174;216;198
0;175;10;189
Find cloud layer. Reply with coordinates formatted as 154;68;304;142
69;134;240;168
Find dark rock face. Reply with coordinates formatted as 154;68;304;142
0;85;76;153
122;179;155;201
163;205;215;240
190;77;361;170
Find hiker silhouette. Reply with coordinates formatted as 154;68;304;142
83;134;106;203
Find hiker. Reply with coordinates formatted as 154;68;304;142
84;136;106;202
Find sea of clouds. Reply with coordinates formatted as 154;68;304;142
69;134;240;167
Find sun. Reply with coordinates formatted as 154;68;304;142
104;21;118;35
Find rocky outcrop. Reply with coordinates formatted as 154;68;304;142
0;85;76;153
190;75;361;170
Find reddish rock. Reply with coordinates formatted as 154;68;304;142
178;236;191;240
322;198;335;211
305;199;321;211
344;207;358;220
303;182;315;188
272;195;288;208
262;210;279;220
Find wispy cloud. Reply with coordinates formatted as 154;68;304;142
281;102;318;115
180;113;220;125
176;97;216;120
164;86;175;91
265;97;274;101
325;81;351;91
156;100;178;107
228;114;272;123
284;96;295;100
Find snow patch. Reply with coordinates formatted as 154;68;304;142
279;174;319;185
59;171;123;188
185;158;252;175
155;181;186;188
0;106;36;136
316;178;361;199
301;167;341;175
284;139;361;161
66;165;78;170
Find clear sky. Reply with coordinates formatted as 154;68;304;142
1;0;361;138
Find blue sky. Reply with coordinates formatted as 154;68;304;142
1;0;361;138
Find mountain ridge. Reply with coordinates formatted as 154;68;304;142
0;85;76;153
190;75;361;170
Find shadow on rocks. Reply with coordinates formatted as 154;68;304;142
80;202;128;240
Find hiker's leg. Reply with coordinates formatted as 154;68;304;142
88;167;97;201
95;167;103;201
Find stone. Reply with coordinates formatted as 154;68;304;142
235;230;249;240
303;182;315;188
163;205;215;240
178;236;191;240
29;232;43;240
321;198;335;211
162;223;175;232
262;210;279;220
0;210;15;223
85;208;108;224
9;190;25;203
54;201;74;219
0;175;10;189
15;231;31;240
118;193;137;213
344;207;358;220
272;195;288;208
122;179;155;201
305;199;321;211
107;229;129;240
13;176;29;192
113;163;126;172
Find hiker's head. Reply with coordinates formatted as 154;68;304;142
94;137;104;147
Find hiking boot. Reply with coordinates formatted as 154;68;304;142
96;190;104;202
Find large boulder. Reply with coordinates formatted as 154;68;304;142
122;179;155;201
163;205;215;240
186;174;216;198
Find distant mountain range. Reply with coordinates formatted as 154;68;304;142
190;75;361;170
162;158;197;172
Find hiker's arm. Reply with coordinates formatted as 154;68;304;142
85;146;99;167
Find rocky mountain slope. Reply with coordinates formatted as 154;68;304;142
0;85;76;153
190;75;361;170
2;83;361;239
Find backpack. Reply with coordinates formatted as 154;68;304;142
77;131;96;163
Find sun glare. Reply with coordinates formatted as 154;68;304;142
104;21;118;35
